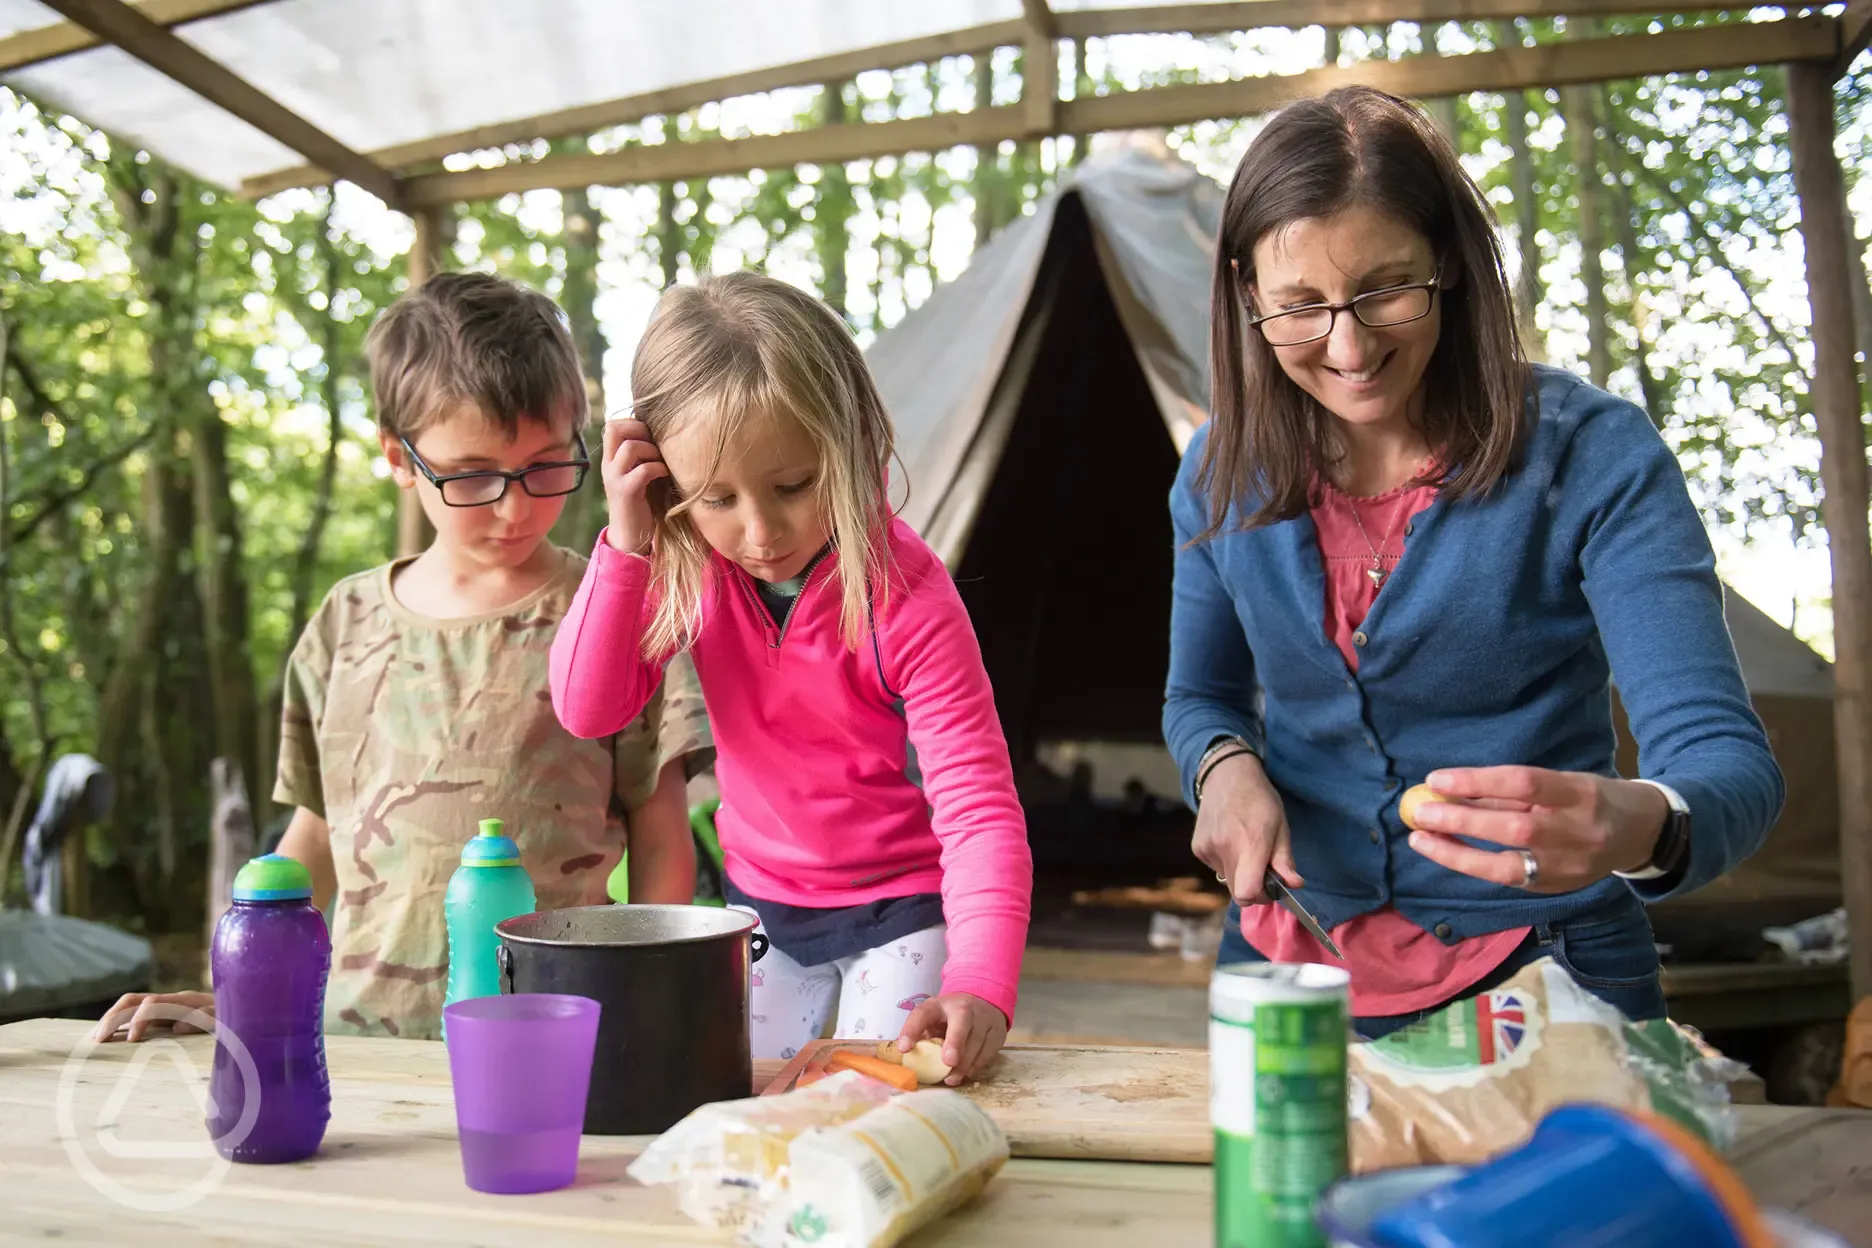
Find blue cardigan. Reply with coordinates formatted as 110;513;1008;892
1163;365;1785;940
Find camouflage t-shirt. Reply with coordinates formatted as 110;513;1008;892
275;545;711;1040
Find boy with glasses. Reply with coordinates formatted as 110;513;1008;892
98;273;711;1043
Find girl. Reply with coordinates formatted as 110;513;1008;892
1166;86;1783;1037
551;272;1031;1080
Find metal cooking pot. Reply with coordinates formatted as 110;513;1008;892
495;905;768;1134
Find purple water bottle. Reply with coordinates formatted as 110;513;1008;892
207;853;332;1163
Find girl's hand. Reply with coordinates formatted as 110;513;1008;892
601;417;671;556
895;992;1008;1084
1406;766;1669;892
1192;752;1301;908
92;991;216;1043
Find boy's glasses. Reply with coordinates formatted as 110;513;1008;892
399;431;590;507
1246;269;1443;347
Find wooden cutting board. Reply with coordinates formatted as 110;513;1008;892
764;1039;1212;1163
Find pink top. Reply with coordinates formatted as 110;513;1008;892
1237;476;1529;1017
550;519;1032;1022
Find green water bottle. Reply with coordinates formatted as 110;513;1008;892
443;818;537;1021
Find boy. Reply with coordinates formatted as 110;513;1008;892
98;272;711;1042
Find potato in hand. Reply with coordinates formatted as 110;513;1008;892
874;1038;955;1086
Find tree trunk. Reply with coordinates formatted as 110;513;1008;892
1848;233;1872;389
1599;90;1667;427
974;57;998;248
657;180;682;290
816;81;854;323
96;159;222;930
1563;83;1610;388
1494;24;1544;357
1069;39;1092;167
556;174;610;555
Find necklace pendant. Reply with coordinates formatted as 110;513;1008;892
1367;564;1386;588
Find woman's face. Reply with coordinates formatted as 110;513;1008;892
1247;204;1444;434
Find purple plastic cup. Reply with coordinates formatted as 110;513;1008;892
443;993;600;1194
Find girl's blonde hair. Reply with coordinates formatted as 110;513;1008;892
631;272;897;657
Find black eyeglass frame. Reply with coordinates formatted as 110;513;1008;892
1244;267;1445;346
398;430;591;507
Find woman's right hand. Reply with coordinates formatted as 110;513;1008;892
1193;752;1302;907
601;417;671;556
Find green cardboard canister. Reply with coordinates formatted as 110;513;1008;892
1210;962;1352;1248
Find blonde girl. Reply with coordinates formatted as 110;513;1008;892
551;272;1032;1077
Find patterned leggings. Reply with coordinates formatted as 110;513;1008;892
732;909;948;1061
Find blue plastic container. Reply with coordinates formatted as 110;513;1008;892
1365;1104;1773;1248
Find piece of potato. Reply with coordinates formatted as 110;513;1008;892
1398;784;1438;830
902;1040;953;1085
870;1038;954;1085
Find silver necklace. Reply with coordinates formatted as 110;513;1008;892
1344;495;1402;589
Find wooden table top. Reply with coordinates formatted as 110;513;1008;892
1;1017;1864;1245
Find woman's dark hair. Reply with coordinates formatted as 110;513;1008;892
1200;85;1528;537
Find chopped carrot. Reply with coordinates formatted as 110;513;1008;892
826;1049;918;1092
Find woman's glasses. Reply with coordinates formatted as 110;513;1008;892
1247;270;1443;347
399;431;590;507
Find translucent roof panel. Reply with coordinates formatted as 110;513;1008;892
2;0;1059;193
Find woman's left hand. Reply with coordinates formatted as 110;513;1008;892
1406;766;1669;893
896;992;1009;1085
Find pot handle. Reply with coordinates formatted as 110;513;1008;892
750;932;769;964
496;943;515;994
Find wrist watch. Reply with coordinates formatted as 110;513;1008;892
1614;779;1691;881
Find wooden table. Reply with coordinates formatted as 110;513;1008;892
1;1018;1865;1245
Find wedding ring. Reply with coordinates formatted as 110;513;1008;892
1518;850;1540;889
1216;870;1228;886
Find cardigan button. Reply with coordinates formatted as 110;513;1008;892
1404;520;1414;537
1434;922;1454;940
1369;828;1382;844
1352;630;1369;647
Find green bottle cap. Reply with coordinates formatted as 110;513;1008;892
461;817;521;868
231;853;313;902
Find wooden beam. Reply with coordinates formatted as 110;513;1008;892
1064;13;1835;133
1787;58;1872;1005
0;0;271;74
407;105;1027;208
237;18;1029;200
402;16;1835;206
1839;0;1872;78
1023;0;1059;136
33;0;403;208
1053;1;1757;40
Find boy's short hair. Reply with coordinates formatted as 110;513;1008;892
365;271;588;439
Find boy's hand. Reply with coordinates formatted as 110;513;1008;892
602;418;670;556
894;992;1008;1085
92;991;216;1043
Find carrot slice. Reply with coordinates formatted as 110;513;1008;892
826;1049;918;1092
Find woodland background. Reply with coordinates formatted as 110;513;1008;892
3;13;1869;939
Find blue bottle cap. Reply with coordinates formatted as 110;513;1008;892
231;853;314;901
460;817;521;867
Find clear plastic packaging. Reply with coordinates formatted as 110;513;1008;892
628;1070;1009;1246
1347;958;1744;1171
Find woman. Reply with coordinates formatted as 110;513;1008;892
1164;86;1783;1038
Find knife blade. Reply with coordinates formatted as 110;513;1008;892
1264;869;1345;961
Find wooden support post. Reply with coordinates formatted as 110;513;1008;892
1787;59;1872;1004
395;206;444;559
1022;0;1059;137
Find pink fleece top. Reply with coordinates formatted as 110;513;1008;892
550;519;1033;1022
1238;477;1528;1016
